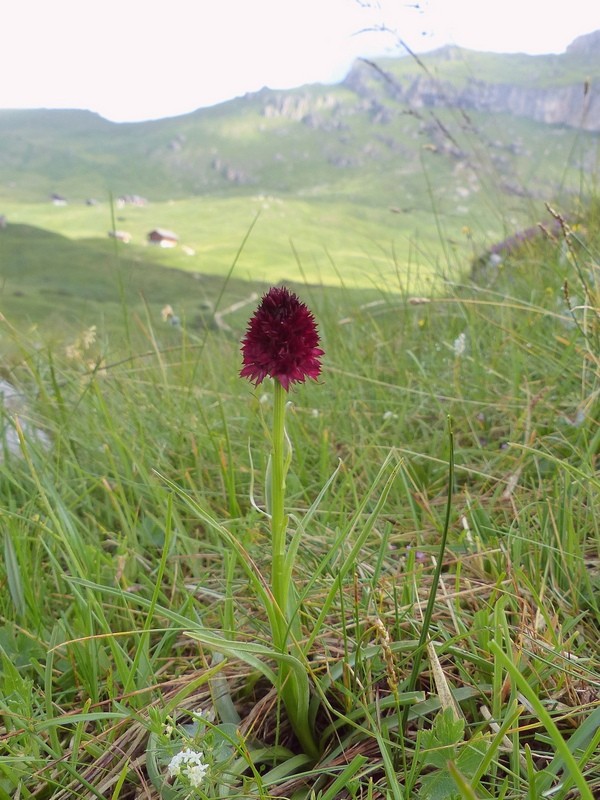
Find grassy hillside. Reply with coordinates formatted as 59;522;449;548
0;223;244;336
0;45;598;347
1;45;598;202
1;106;596;342
0;88;594;205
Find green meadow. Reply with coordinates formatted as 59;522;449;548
0;195;443;290
0;46;599;799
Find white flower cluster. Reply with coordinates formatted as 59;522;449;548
453;332;467;357
167;747;209;789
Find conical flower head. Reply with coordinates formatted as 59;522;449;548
240;286;323;391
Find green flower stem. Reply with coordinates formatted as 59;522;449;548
270;379;319;760
271;379;288;642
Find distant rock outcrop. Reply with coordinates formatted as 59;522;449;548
211;156;252;185
261;92;338;121
566;30;600;56
343;34;600;132
456;80;597;130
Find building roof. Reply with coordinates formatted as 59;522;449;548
148;228;178;240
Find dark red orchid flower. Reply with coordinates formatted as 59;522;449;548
240;286;323;391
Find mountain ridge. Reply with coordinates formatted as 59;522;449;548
2;31;599;131
342;34;600;132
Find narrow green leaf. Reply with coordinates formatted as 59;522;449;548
489;640;594;800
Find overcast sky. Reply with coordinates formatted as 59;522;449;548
1;0;598;122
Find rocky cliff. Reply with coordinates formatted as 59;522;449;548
343;31;600;132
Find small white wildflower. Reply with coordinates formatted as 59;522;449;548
86;358;107;377
259;393;270;405
382;411;398;421
187;762;208;788
167;748;208;788
65;344;81;360
161;304;174;322
167;750;183;777
81;326;97;350
311;408;319;417
453;332;467;358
